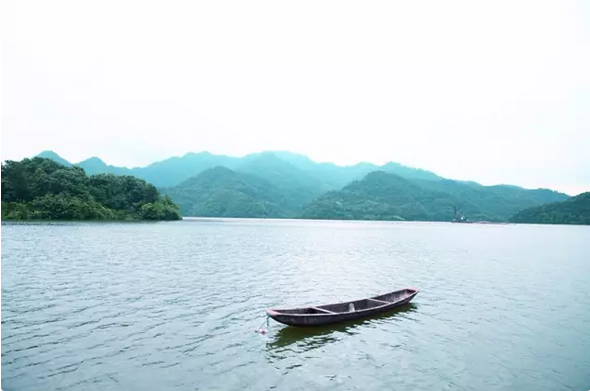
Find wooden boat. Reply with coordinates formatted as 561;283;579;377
267;287;419;327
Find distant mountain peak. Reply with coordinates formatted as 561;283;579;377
175;166;237;186
36;150;62;158
205;165;235;174
183;151;212;158
353;161;377;168
381;162;402;168
247;151;282;161
36;150;71;166
80;156;106;164
271;150;313;159
352;170;410;187
365;170;401;179
380;161;441;181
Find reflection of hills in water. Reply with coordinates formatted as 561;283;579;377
265;303;418;358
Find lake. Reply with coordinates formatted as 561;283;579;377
2;219;589;390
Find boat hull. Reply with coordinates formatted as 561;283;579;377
267;287;419;327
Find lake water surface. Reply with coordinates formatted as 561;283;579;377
2;219;589;390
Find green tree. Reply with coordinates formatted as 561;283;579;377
1;158;182;221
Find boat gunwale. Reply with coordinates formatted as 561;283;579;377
267;287;419;318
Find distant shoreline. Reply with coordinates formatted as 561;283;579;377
4;216;588;226
183;216;519;225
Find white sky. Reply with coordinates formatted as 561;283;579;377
2;0;589;195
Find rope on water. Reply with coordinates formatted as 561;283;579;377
254;313;270;334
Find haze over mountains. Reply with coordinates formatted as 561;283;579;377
35;150;569;222
36;150;441;188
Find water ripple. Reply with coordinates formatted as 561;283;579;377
2;220;590;391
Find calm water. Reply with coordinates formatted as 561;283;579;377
2;219;589;390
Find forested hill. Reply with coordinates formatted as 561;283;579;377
1;157;181;221
509;192;590;225
162;166;291;218
301;171;473;221
301;171;569;222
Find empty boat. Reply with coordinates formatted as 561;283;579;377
267;287;419;327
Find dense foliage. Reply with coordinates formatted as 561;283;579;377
1;157;181;221
509;192;590;225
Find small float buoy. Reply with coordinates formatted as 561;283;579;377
254;314;270;335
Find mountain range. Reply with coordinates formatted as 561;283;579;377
34;150;571;222
36;150;442;188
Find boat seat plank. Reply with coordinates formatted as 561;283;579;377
311;307;337;314
368;298;390;305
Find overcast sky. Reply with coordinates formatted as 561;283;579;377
2;1;589;195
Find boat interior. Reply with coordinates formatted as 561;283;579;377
371;288;416;303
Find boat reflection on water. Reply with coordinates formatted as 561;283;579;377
265;303;418;358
